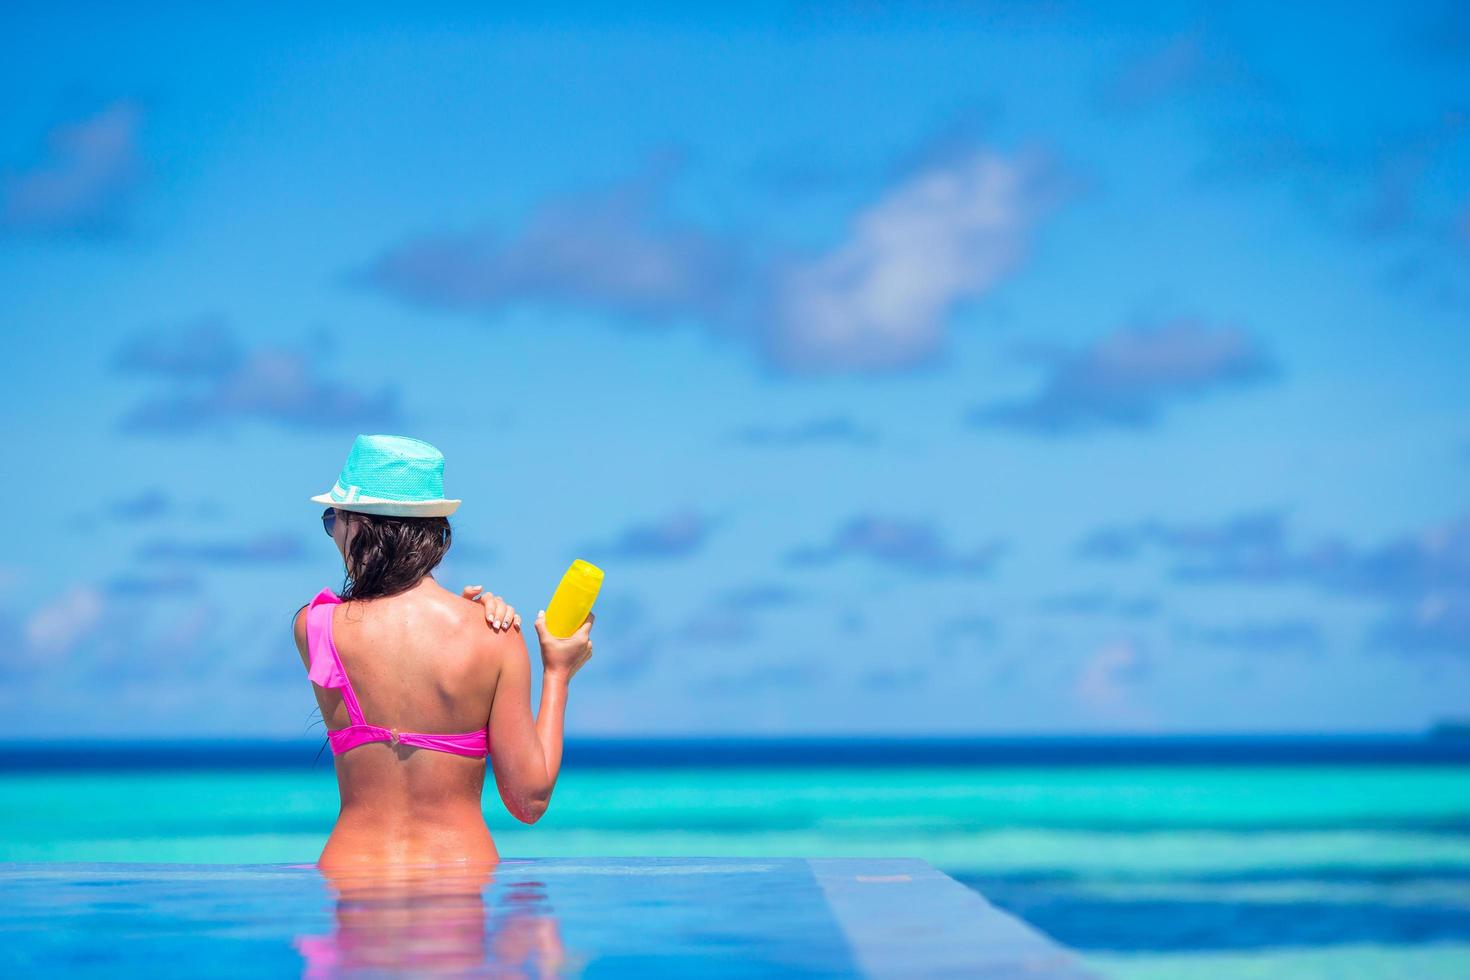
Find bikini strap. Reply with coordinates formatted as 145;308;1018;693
305;588;366;726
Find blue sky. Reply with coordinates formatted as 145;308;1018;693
2;2;1468;737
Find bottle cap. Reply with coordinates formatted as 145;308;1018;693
567;559;604;589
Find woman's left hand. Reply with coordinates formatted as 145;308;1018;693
461;585;522;633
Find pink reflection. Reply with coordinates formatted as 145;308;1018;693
294;862;569;978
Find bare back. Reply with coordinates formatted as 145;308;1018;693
294;577;503;868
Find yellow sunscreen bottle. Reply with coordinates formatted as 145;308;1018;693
545;559;604;638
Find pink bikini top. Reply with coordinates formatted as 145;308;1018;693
305;588;489;758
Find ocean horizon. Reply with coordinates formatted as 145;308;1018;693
4;732;1468;771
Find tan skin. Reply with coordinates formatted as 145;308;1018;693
292;507;595;870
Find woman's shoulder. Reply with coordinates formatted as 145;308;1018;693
292;602;311;669
403;590;509;694
291;589;343;664
292;588;340;631
431;588;520;662
444;589;508;639
374;583;500;640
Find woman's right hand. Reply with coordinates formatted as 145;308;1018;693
531;610;594;681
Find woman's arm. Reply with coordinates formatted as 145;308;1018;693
486;610;593;824
488;631;567;822
487;638;558;823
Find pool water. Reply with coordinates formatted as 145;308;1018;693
0;857;1098;978
5;756;1469;977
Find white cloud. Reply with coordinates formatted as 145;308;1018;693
768;148;1062;372
3;101;143;233
1073;639;1155;725
363;142;1067;376
24;587;105;658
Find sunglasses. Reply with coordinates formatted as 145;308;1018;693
322;507;337;537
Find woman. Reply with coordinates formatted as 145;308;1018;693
292;434;595;869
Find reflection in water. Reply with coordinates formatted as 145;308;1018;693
294;862;571;978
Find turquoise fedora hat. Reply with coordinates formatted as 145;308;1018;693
310;434;462;517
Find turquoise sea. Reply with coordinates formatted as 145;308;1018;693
4;740;1468;979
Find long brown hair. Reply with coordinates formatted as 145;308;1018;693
338;511;452;600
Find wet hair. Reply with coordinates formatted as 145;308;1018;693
337;511;452;601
